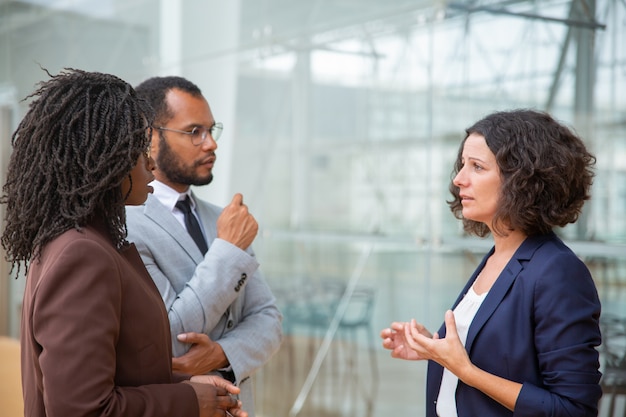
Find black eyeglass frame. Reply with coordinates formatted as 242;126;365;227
156;123;223;145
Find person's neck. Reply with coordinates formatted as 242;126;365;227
491;229;527;257
474;229;527;293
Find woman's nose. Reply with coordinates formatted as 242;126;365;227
453;169;464;187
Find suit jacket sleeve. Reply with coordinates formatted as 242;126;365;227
147;237;283;380
513;251;601;417
152;237;262;346
207;251;283;382
126;199;283;382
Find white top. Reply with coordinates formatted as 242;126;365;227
436;284;488;417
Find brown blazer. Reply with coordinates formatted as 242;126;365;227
21;221;198;417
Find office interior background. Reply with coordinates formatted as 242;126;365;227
0;0;625;416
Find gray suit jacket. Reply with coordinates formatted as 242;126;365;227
126;193;283;416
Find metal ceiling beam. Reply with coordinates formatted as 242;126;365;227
546;1;577;111
447;1;606;30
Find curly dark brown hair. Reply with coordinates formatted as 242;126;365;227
448;109;596;237
1;68;154;270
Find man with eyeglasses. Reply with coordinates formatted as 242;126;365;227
126;76;282;417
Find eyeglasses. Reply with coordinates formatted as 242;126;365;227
156;123;223;145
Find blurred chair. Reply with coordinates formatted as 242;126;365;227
282;280;378;416
282;279;344;396
336;286;378;417
599;314;626;417
0;336;23;417
283;280;345;359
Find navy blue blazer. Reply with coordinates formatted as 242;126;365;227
426;232;602;417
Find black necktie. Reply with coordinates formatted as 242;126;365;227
175;197;208;255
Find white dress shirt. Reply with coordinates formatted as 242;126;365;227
150;180;206;237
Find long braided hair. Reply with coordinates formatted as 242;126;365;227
1;68;154;271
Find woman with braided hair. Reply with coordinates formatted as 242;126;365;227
1;69;247;417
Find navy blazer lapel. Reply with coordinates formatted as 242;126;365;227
142;194;205;263
464;257;521;352
464;234;552;352
436;250;491;339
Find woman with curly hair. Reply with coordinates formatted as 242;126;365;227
1;69;246;417
381;109;602;417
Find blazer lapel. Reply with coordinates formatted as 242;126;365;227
121;242;159;288
189;191;218;242
142;194;205;264
464;258;522;351
464;234;551;352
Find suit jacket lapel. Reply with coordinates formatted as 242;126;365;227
142;194;205;264
190;191;218;242
464;257;521;351
464;234;551;352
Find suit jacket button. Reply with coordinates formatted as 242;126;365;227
227;320;234;329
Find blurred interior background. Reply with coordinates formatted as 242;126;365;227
0;0;625;416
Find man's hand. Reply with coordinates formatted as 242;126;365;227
217;193;258;250
173;332;229;375
184;379;247;417
189;375;240;396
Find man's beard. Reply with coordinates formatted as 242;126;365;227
157;138;214;186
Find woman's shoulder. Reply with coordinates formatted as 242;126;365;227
521;233;595;291
542;234;586;265
28;225;125;296
522;232;582;262
40;224;118;262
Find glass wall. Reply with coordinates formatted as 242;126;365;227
1;0;625;415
